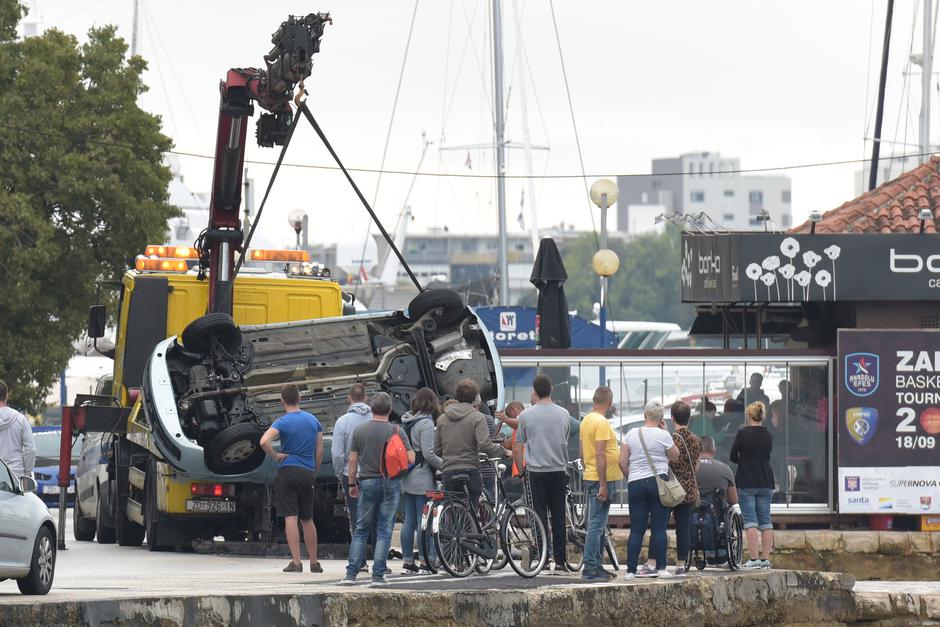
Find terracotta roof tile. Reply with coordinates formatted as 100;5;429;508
791;156;940;233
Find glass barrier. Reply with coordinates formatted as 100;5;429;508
500;355;833;514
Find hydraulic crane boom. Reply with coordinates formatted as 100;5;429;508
202;12;331;313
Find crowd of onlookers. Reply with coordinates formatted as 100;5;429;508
263;371;778;584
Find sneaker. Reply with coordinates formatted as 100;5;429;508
283;561;303;573
418;562;433;574
400;562;420;576
310;561;323;573
636;564;658;578
623;572;636;580
656;569;672;578
743;559;763;569
674;566;687;576
552;563;573;575
336;577;357;585
596;568;617;580
359;562;369;573
580;571;605;582
370;575;389;587
760;559;772;569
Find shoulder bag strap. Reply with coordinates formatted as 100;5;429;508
637;428;659;476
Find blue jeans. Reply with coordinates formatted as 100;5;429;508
626;475;670;572
738;488;773;531
583;480;616;573
400;493;431;563
345;477;401;580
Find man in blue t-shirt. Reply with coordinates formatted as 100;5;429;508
260;383;323;573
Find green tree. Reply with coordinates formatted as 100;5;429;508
0;2;177;414
554;227;695;329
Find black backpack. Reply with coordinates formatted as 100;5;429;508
402;416;430;467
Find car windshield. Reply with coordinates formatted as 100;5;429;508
32;431;83;466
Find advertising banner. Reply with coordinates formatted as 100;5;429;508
682;233;940;302
838;329;940;514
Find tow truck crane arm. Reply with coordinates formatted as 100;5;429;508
203;12;331;314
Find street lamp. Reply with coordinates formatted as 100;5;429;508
590;178;619;362
287;209;306;250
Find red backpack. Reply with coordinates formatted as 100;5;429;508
382;427;410;479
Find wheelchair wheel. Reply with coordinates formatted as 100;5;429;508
727;510;744;570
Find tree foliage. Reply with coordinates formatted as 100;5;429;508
554;227;695;329
0;2;177;414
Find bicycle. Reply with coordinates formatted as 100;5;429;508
563;459;620;572
428;461;548;578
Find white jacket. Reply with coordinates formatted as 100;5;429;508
0;406;35;477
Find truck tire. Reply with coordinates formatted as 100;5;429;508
407;289;464;326
206;422;266;475
73;496;96;541
95;486;116;544
181;313;241;353
114;479;145;547
145;461;171;552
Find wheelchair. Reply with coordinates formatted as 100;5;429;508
686;489;744;571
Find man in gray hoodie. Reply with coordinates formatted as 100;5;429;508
331;384;374;541
434;379;508;506
0;380;35;479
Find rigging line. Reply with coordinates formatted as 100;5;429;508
894;3;920;161
141;8;179;141
232;105;302;278
353;0;420;298
517;9;552;147
863;0;877;160
548;0;598;250
439;0;455;137
44;0;109;27
300;104;423;292
459;0;496;127
142;1;208;147
4;124;936;179
440;1;480;137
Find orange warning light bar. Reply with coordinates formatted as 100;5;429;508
135;256;189;272
144;245;200;259
248;249;310;262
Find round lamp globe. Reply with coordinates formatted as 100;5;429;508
592;249;620;277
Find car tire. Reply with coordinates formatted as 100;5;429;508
145;461;170;552
17;525;55;595
407;289;465;326
205;422;266;475
114;478;145;547
181;313;241;353
95;484;116;544
73;495;96;542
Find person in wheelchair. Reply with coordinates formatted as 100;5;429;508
689;437;742;569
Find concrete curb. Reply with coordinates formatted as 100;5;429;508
0;571;860;627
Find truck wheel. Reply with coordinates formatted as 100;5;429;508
95;487;116;544
114;479;145;547
206;422;266;475
181;313;241;353
16;525;55;595
73;496;96;542
145;461;171;552
407;289;464;326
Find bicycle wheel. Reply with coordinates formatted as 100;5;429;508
434;501;478;578
474;499;497;574
421;502;441;574
501;504;548;578
564;501;585;572
603;527;620;570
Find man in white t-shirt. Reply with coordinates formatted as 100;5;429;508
618;400;678;579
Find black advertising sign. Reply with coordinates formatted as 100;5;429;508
838;329;940;514
681;233;940;302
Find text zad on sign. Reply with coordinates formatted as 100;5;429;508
838;330;940;514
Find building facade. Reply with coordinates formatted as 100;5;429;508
618;152;792;232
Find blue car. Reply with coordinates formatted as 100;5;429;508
30;429;82;507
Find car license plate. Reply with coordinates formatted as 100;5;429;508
42;486;75;495
185;499;235;513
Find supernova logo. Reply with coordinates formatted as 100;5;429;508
889;479;939;488
845;352;879;397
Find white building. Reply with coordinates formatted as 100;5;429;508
617;152;792;231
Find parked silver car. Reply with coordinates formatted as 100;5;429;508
0;458;57;594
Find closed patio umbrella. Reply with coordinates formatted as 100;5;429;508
530;238;570;349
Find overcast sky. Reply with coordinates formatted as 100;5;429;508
22;1;936;250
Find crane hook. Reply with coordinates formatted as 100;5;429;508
294;77;308;107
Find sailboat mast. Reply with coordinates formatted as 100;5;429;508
921;0;933;157
131;0;140;56
492;0;509;305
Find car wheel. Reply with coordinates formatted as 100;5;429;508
95;484;116;544
407;289;465;326
205;422;266;475
17;525;55;595
181;313;241;353
145;460;171;552
114;478;145;547
73;494;96;542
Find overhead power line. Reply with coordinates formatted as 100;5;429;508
1;122;936;181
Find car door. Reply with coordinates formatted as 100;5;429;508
0;460;32;574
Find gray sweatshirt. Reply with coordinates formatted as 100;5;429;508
0;406;35;478
331;402;373;477
434;402;505;472
400;411;443;495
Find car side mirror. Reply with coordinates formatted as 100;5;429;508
88;305;107;339
20;476;37;493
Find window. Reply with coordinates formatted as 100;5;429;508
0;461;15;493
749;218;762;226
781;213;791;228
782;190;791;203
749;191;763;203
690;191;705;202
723;213;735;221
723;189;734;197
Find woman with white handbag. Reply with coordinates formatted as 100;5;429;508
618;400;680;579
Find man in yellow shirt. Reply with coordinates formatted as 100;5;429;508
579;385;623;582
